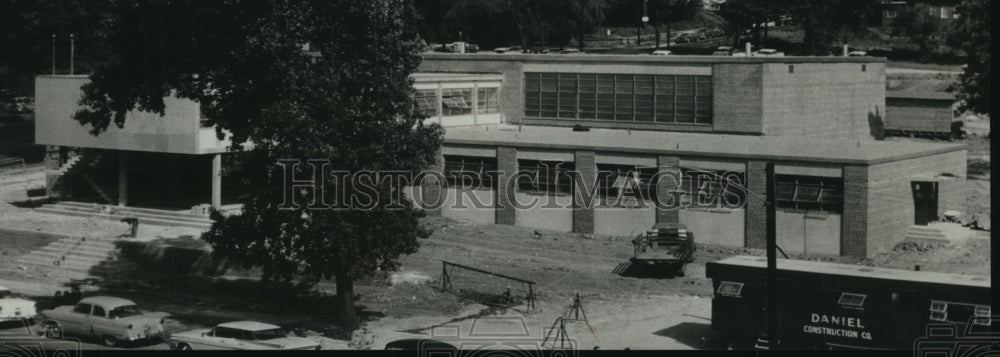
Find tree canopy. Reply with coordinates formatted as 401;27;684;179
72;0;444;329
947;0;990;115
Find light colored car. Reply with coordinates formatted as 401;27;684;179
847;50;868;57
753;49;785;57
167;321;322;350
494;47;510;53
0;285;37;322
652;50;672;56
713;46;734;56
40;296;164;347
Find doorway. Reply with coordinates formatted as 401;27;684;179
910;181;938;225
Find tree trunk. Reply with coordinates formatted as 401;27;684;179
666;22;671;49
763;18;769;43
335;265;359;330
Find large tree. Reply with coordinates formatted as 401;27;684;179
72;0;444;330
947;0;990;115
891;3;942;55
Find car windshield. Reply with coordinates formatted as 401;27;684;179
108;305;142;318
251;328;287;341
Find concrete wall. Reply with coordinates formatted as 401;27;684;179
775;211;842;256
681;209;746;247
594;205;656;237
885;97;954;133
514;192;573;232
865;149;967;256
35;76;230;154
761;62;886;140
441;188;496;225
711;63;763;134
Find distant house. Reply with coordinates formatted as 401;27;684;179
880;0;960;27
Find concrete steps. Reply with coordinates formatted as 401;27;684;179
33;201;213;230
13;235;124;280
904;223;972;245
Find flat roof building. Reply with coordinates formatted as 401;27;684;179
34;53;968;259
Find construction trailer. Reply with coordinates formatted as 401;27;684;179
706;255;992;350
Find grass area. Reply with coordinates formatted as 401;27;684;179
887;61;964;72
0;113;43;164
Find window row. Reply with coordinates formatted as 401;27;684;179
413;86;500;118
524;72;713;124
774;175;843;213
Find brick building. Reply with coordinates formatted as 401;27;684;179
35;53;968;259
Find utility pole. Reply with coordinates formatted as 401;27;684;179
765;162;778;350
51;34;56;75
69;34;75;75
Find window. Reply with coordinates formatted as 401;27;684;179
214;327;243;339
443;155;497;190
717;281;744;297
595;164;659;200
442;88;473;116
73;304;91;314
788;65;795;74
838;293;867;309
477;87;500;114
517;160;575;195
108;305;142;319
775;175;843;213
414;89;439;118
974;305;991;326
885;10;898;19
930;301;948;322
92;306;106;317
524;72;713;124
679;169;746;208
940;6;953;19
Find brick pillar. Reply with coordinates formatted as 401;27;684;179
420;149;445;216
745;160;768;249
210;154;222;208
44;146;63;199
841;165;869;259
572;151;596;234
495;146;518;225
656;155;681;226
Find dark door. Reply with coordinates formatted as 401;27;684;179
911;181;938;225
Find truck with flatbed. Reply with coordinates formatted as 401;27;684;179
630;223;696;277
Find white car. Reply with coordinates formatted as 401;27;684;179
0;285;37;322
652;50;672;56
847;50;868;57
168;321;322;350
494;47;510;53
753;49;785;57
40;296;164;347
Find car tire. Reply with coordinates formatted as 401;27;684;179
102;335;118;347
177;343;193;351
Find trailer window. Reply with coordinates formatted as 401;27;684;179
974;305;991;326
838;293;866;309
929;301;948;322
717;281;744;297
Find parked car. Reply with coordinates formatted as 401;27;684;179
493;47;511;53
559;48;581;54
847;50;868;57
509;46;523;53
40;296;164;347
713;46;734;56
385;338;458;352
675;34;691;43
753;49;784;57
167;321;321;350
0;285;37;323
652;50;672;56
466;44;479;53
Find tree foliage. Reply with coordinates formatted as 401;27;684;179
72;0;444;329
947;0;990;115
891;3;942;54
719;0;876;55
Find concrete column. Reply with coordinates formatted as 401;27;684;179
495;146;518;225
420;149;445;216
118;152;128;207
656;155;681;226
841;165;869;259
211;154;222;208
45;146;63;199
572;151;596;234
744;160;768;249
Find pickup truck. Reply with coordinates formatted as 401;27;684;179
631;223;696;277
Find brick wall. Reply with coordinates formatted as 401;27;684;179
744;160;767;249
712;63;764;134
885;98;954;133
865;149;967;256
572;151;596;234
841;165;869;259
495;146;518;225
761;62;886;140
656;156;681;226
